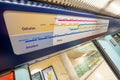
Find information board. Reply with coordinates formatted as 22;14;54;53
4;11;109;55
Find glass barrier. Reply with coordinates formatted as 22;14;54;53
28;41;117;80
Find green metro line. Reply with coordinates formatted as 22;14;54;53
69;23;108;30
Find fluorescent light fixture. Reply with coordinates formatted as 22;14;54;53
95;72;103;79
75;57;85;64
105;0;120;15
31;69;42;75
78;0;110;9
91;0;110;9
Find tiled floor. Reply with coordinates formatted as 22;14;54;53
86;61;118;80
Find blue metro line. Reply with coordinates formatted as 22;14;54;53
25;28;99;43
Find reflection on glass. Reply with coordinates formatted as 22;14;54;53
31;72;42;80
66;42;102;78
112;34;120;45
65;42;117;80
28;41;117;80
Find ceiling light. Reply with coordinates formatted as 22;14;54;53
105;0;120;15
31;69;41;75
78;0;110;9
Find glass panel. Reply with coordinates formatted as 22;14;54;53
31;72;42;80
96;34;120;71
14;65;31;80
74;65;83;77
28;41;117;80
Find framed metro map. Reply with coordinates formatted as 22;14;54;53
4;11;109;55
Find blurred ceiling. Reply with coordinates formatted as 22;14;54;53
1;0;120;18
31;0;120;18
